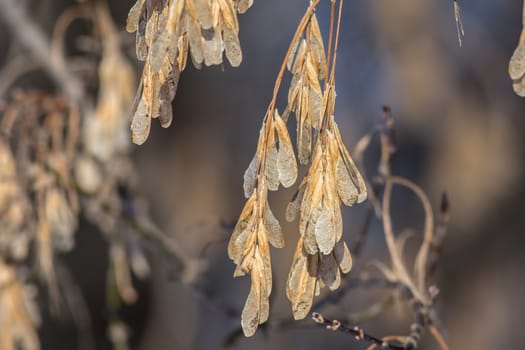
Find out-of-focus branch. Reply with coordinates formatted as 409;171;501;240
0;0;84;103
428;192;450;277
312;312;408;350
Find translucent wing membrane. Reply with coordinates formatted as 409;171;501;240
127;0;254;144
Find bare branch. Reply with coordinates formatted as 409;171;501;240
0;0;84;103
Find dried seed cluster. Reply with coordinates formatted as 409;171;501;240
283;13;326;164
0;93;79;305
286;86;366;319
0;141;32;261
0;259;40;350
228;109;297;336
126;0;254;145
229;10;367;336
509;2;525;96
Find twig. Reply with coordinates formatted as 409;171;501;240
428;192;449;277
268;0;321;112
0;0;84;104
312;312;408;350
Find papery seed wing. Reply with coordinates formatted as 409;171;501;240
194;0;213;29
289;39;307;74
264;202;284;248
286;237;306;300
333;121;367;203
254;248;270;322
131;98;151;145
513;78;525;97
264;123;280;191
287;239;318;320
287;37;300;71
185;14;205;66
233;249;254;277
333;240;352;273
241;268;261;336
510;43;525;81
299;163;322;235
274;112;297;187
297;86;312;164
287;73;303;114
126;0;146;33
314;205;336;255
228;193;256;262
254;230;272;296
237;0;254;14
307;14;327;80
177;34;189;70
150;3;170;68
243;154;259;198
319;254;340;291
219;0;238;30
203;27;223;66
159;80;173;128
286;181;306;222
335;158;360;205
223;25;242;67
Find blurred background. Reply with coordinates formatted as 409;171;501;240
1;0;524;349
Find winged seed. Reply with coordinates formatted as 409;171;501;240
333;240;352;273
274;113;297;187
319;254;340;291
509;43;525;80
264;202;284;248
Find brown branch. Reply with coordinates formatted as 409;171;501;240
312;312;409;350
0;0;84;103
268;0;321;112
428;192;449;277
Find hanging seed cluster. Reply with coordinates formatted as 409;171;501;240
285;85;366;319
509;1;525;96
126;0;254;145
228;108;297;336
0;93;80;308
0;258;40;350
283;13;326;164
228;11;367;336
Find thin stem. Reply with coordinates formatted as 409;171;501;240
429;324;450;350
325;0;337;81
390;176;435;294
0;0;84;104
329;0;344;85
268;0;321;112
312;313;407;350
